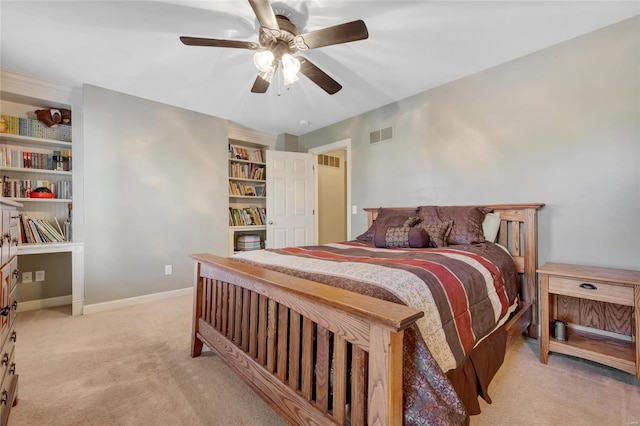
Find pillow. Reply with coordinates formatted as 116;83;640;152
356;207;419;242
482;212;501;243
419;221;452;248
419;205;489;245
373;226;430;249
403;216;421;227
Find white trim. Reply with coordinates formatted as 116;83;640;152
309;139;352;243
82;287;193;315
17;295;72;312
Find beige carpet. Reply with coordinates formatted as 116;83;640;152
9;295;640;425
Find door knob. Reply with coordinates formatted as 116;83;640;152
268;221;274;225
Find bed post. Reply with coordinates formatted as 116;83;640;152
523;206;539;338
191;260;204;357
368;325;404;425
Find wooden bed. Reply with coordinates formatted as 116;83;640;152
190;203;543;425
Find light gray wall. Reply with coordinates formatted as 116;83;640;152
83;85;228;305
17;253;71;301
299;17;640;270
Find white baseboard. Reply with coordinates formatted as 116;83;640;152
18;295;73;312
82;287;193;315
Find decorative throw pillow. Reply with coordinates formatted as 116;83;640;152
403;216;421;227
356;207;419;242
482;212;501;243
373;226;430;249
419;221;452;248
419;205;489;245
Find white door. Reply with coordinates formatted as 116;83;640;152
266;150;315;249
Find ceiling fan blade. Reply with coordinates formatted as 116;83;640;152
180;36;260;50
251;75;271;93
297;57;342;95
295;20;368;50
248;0;279;31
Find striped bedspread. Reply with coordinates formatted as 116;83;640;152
233;241;519;425
234;241;518;372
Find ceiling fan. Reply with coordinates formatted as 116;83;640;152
180;0;369;95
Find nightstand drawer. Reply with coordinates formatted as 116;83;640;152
548;276;634;306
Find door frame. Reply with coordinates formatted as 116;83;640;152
309;139;352;244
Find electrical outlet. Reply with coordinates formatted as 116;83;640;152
164;265;172;275
22;272;32;283
35;270;45;281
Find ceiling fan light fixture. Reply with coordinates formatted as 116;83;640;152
258;66;275;84
281;53;300;85
253;50;275;72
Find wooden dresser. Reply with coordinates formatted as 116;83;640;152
538;262;640;381
0;199;20;425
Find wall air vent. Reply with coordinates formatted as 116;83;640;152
369;125;394;145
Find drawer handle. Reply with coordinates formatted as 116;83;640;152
11;301;17;310
9;363;15;375
12;269;19;278
0;306;9;317
1;390;7;405
10;332;16;342
1;354;8;366
579;283;598;290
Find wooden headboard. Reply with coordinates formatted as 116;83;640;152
364;203;544;337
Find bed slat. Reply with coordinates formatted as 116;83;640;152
221;282;229;336
288;311;301;391
258;294;267;364
234;286;242;343
351;345;368;425
215;281;222;330
333;335;348;424
277;304;289;380
315;325;330;413
249;291;259;358
267;299;277;372
301;317;314;400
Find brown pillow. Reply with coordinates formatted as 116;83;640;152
356;207;419;242
403;216;421;227
418;205;489;245
419;221;452;248
373;226;430;249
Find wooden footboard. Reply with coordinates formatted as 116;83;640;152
190;253;424;426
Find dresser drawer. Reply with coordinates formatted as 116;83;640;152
548;276;634;306
0;370;17;426
0;334;15;391
7;212;19;261
8;258;17;293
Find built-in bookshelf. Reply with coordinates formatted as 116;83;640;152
227;124;275;255
1;68;84;315
1;114;73;245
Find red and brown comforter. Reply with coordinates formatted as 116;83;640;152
233;241;519;425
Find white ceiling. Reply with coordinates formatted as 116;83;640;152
1;1;638;136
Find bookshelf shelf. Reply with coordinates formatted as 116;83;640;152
18;241;81;255
0;166;72;176
229;177;264;183
229;158;266;166
0;133;72;149
230;195;266;200
7;197;71;203
231;225;267;231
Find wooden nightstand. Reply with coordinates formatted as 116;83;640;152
538;262;639;381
